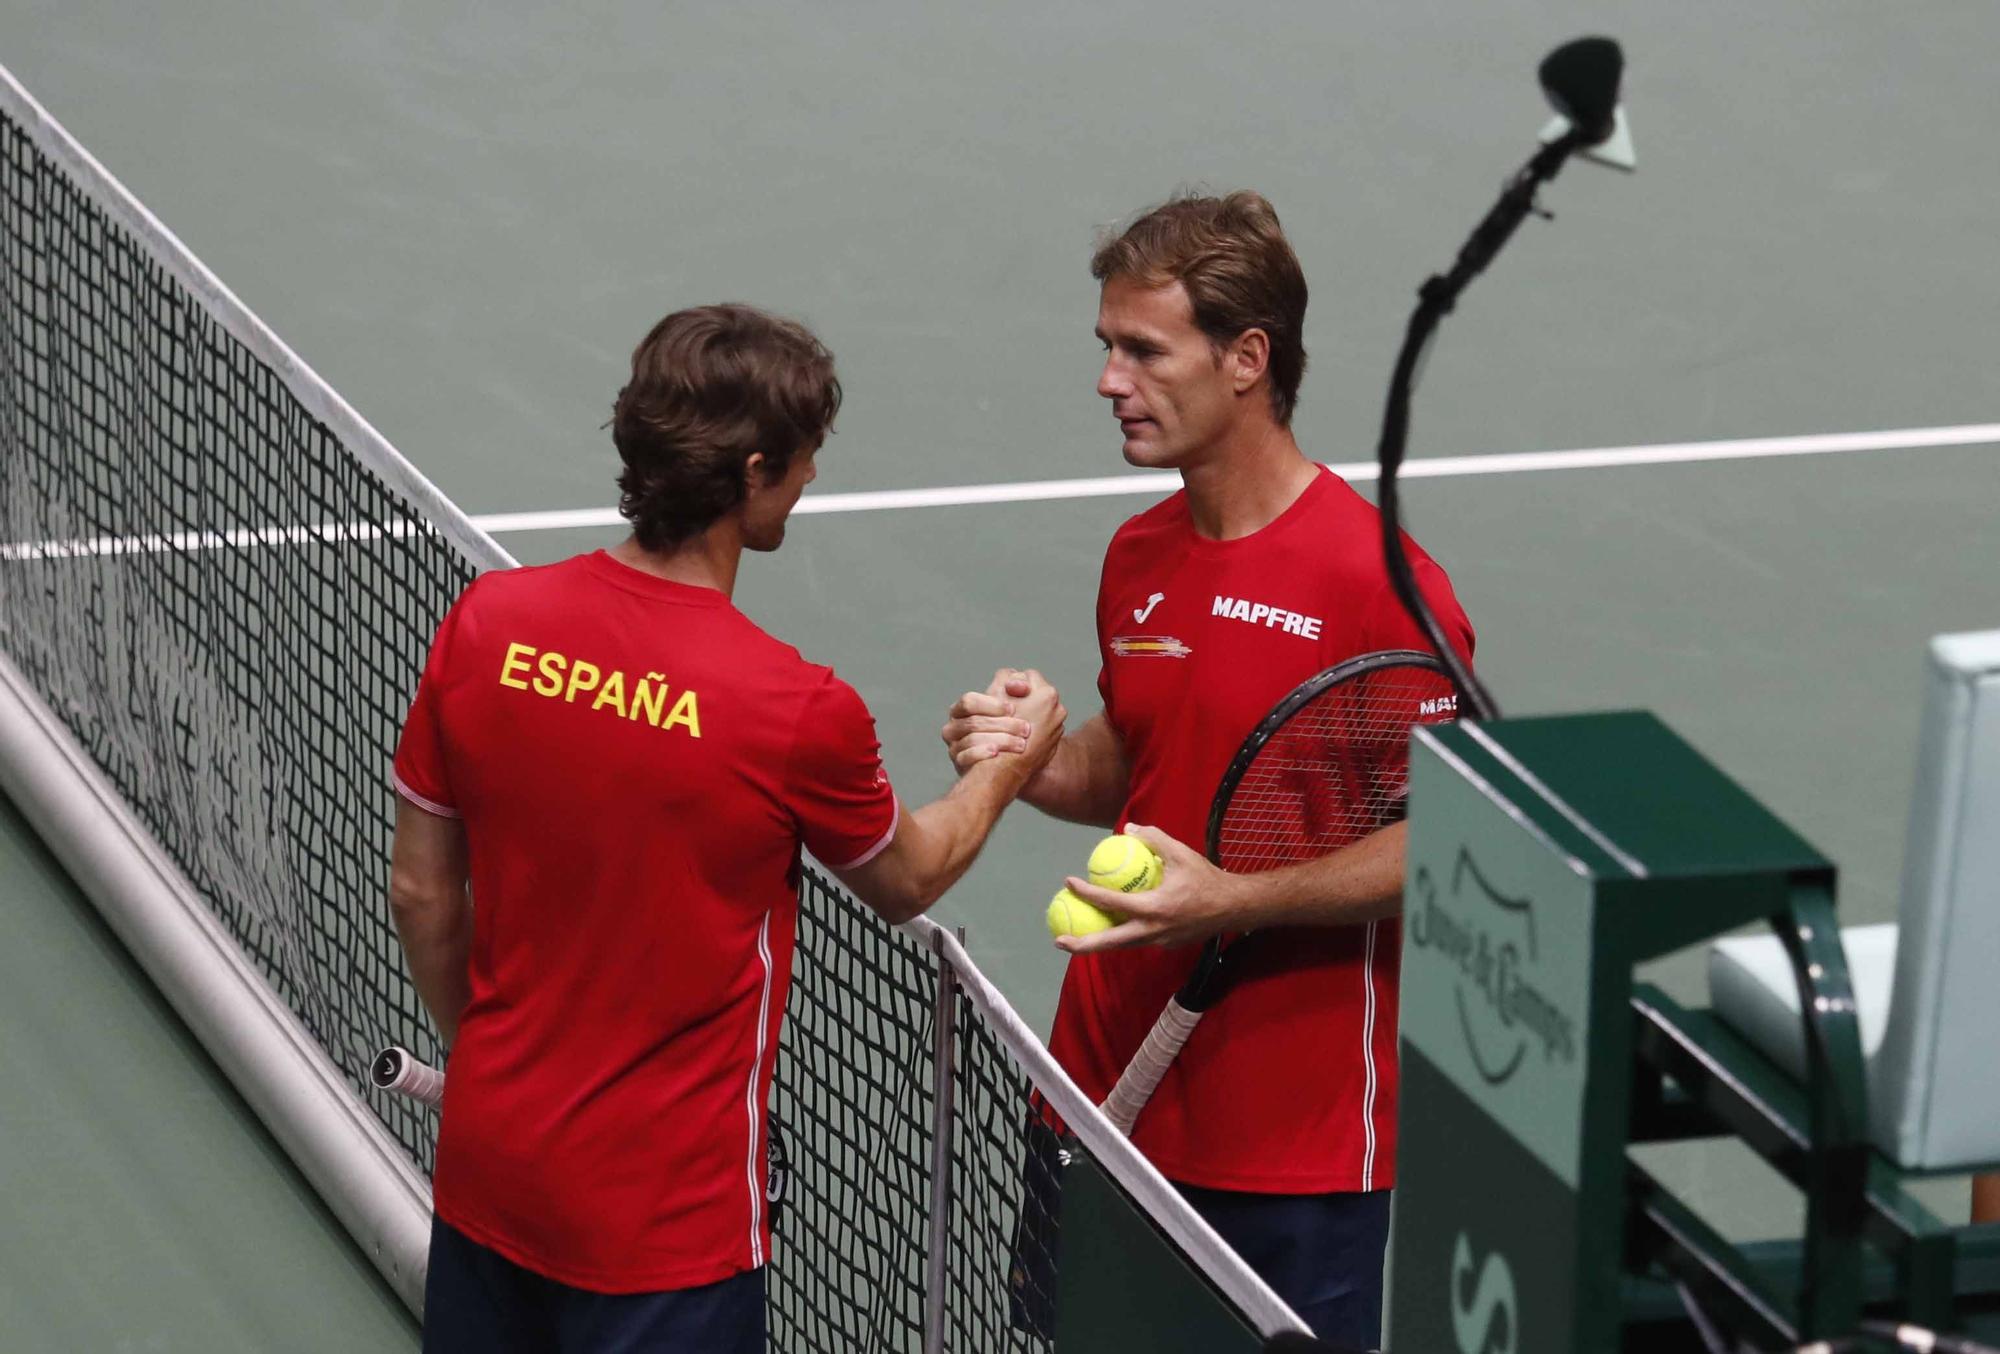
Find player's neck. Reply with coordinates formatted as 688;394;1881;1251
1180;423;1318;541
609;527;743;598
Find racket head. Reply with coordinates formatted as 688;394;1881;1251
1205;648;1460;872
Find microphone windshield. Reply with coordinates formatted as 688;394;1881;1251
1538;36;1623;142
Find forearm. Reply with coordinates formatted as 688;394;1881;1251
391;888;473;1044
387;798;473;1043
838;760;1025;923
1019;714;1128;827
904;764;1021;903
1223;820;1409;929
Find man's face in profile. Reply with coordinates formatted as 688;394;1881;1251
1095;277;1238;471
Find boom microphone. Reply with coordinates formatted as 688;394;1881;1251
1538;36;1624;143
1372;36;1637;722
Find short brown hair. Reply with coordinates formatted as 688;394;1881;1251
612;305;842;549
1091;191;1308;425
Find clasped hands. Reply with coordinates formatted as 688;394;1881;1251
940;669;1242;953
940;667;1066;785
940;667;1059;773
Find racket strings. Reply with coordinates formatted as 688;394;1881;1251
1216;664;1456;874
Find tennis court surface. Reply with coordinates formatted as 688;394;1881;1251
1;3;1995;1349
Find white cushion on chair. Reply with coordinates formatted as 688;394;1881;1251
1707;923;1897;1084
1708;629;2000;1172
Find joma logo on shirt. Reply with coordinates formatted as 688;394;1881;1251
1211;595;1324;640
498;641;702;737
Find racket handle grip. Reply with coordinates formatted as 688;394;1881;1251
1099;1001;1203;1137
372;1046;445;1108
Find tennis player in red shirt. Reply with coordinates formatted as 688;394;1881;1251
390;305;1063;1353
943;194;1474;1348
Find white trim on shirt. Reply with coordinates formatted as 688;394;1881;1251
827;796;900;871
391;771;458;819
743;910;776;1267
1359;919;1380;1190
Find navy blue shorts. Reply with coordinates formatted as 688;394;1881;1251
1176;1184;1391;1352
422;1217;766;1354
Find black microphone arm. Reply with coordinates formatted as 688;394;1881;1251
1377;34;1630;721
1374;124;1590;723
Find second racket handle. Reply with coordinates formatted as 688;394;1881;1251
1099;1001;1203;1136
372;1046;445;1108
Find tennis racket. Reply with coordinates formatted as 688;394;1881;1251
373;1045;444;1106
1097;648;1461;1136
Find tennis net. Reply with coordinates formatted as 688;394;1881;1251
0;64;1298;1349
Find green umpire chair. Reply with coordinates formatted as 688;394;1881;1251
1628;629;2000;1344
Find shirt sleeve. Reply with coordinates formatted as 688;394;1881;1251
785;673;899;870
1359;559;1477;798
392;590;471;819
1360;555;1476;665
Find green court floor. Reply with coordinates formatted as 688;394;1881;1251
1;0;1995;1340
0;794;417;1351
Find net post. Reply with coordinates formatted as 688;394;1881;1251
922;924;962;1354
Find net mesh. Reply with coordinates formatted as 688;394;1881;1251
0;83;1258;1351
0;102;462;1169
772;869;1072;1351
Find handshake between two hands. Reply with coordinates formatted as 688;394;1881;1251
939;666;1065;777
938;668;1239;955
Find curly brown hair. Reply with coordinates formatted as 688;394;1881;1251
612;305;842;549
1090;191;1309;425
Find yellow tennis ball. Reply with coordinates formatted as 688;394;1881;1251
1047;886;1121;939
1087;834;1163;894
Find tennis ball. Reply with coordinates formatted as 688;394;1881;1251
1047;886;1121;939
1087;833;1163;895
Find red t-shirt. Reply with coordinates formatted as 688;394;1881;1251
1047;467;1474;1194
392;550;897;1292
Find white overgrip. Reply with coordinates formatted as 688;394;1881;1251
1099;1000;1204;1136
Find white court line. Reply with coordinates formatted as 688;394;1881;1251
4;423;1994;561
470;422;2000;535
